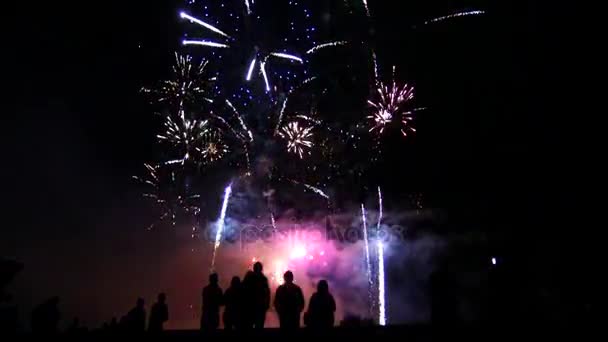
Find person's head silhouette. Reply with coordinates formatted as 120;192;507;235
136;298;144;308
231;276;240;287
283;271;294;284
253;261;263;273
158;293;166;304
317;280;329;294
209;273;219;285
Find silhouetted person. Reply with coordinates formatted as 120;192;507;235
305;280;336;329
109;317;118;331
31;296;60;334
125;298;146;332
243;262;270;329
274;271;304;330
67;317;80;333
148;293;168;332
223;276;243;330
201;273;223;331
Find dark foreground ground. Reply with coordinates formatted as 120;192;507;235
14;325;579;341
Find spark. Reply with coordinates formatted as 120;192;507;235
260;60;270;92
424;10;485;25
280;121;313;158
211;183;233;271
182;40;230;48
270;52;304;64
306;41;348;54
246;58;257;81
180;12;231;38
361;204;374;316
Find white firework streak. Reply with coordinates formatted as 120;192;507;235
362;0;370;17
246;57;257;81
295;115;322;125
424;10;485;25
180;12;232;38
306;41;348;54
372;51;379;86
378;240;386;325
182;40;230;48
260;59;271;92
244;0;252;15
377;186;386;325
361;204;375;316
290;180;330;200
304;184;329;199
225;99;254;142
270;212;277;230
211;183;233;271
270;52;304;64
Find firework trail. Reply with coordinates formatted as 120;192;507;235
211;183;233;270
306;41;348;55
289;180;330;200
377;186;383;230
180;12;231;38
423;10;485;25
377;186;386;325
361;204;374;316
225;99;254;142
377;240;386;325
362;0;370;17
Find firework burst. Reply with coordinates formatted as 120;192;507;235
133;163;201;229
157;111;210;164
141;53;214;110
279;121;314;159
197;130;229;163
367;67;421;138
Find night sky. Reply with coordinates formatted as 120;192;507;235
3;0;583;330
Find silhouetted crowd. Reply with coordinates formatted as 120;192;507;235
200;262;336;332
16;262;335;334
